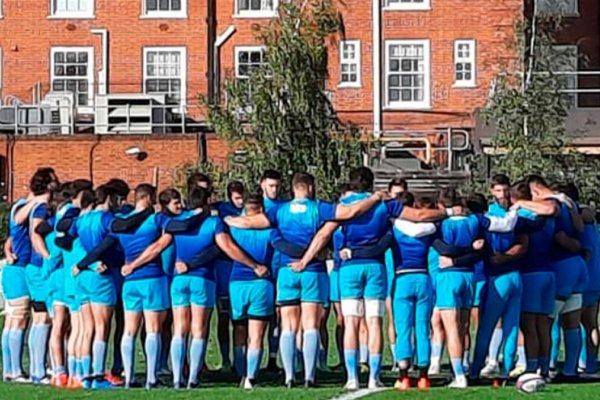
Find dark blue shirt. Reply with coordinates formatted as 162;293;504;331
9;198;32;267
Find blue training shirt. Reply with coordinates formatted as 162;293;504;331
553;202;581;261
519;208;555;273
582;221;600;291
438;214;482;272
390;220;437;273
9;198;32;267
229;226;274;281
74;209;123;273
28;202;49;267
484;202;520;276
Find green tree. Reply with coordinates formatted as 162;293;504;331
470;2;600;203
203;0;364;200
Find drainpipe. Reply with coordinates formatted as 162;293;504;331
214;25;237;104
91;28;109;95
372;0;382;139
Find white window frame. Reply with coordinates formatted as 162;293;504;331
141;0;187;19
537;0;579;17
143;46;187;110
385;39;431;110
338;40;361;88
49;0;95;19
453;39;476;88
384;0;430;11
234;0;278;18
234;45;268;79
50;46;95;112
553;44;578;108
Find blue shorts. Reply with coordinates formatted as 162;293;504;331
435;271;474;310
339;262;387;301
214;259;232;299
553;256;588;299
230;279;274;321
1;265;29;301
386;265;395;299
123;276;170;312
521;271;555;315
473;280;485;308
329;269;340;303
25;264;49;303
583;290;600;307
49;268;67;306
277;267;329;305
171;275;215;308
77;270;117;307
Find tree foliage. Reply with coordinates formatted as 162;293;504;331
202;0;364;201
470;4;600;203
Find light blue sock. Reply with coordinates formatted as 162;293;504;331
234;345;246;377
431;343;443;363
27;325;38;378
2;328;12;377
81;355;91;379
550;318;561;368
359;344;369;364
9;329;24;377
76;358;84;380
369;353;382;382
35;324;49;380
279;330;296;383
344;349;358;382
564;328;582;376
145;333;160;385
580;326;587;369
526;358;539;373
170;336;185;385
302;329;319;383
68;355;76;377
451;357;465;377
188;338;206;385
247;348;262;380
539;356;550;376
92;340;107;377
120;334;135;384
54;365;66;376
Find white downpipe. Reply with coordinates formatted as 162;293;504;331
372;0;382;139
91;28;108;95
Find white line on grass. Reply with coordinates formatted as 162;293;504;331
329;387;391;400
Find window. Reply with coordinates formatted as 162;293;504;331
454;40;476;87
235;46;267;99
50;0;94;18
339;40;361;88
554;45;578;108
143;47;187;106
142;0;187;18
0;1;3;17
235;0;278;17
385;40;430;109
384;0;430;10
537;0;578;16
51;47;94;107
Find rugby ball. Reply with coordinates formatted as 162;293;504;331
516;373;546;393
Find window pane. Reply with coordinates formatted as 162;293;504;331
78;52;88;63
54;52;65;63
238;51;249;63
159;0;169;10
66;52;77;62
172;0;181;10
54;66;65;76
146;0;157;10
66;66;77;76
53;81;65;91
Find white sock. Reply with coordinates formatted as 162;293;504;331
463;350;470;366
487;328;502;365
517;345;527;368
389;344;396;364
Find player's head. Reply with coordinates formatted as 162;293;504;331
292;172;316;199
438;187;463;208
134;184;157;208
415;195;435;210
559;182;580;203
71;179;93;206
490;174;511;208
79;189;96;210
399;191;415;207
187;172;212;193
349;167;374;193
187;187;211;210
260;169;281;201
94;184;114;209
244;194;264;216
105;178;130;206
159;188;183;216
30;167;59;196
337;183;352;201
388;177;407;198
526;174;551;200
511;181;532;202
466;192;488;214
227;181;245;209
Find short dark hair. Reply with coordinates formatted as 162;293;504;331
135;184;157;204
158;188;182;212
244;194;264;212
30;167;57;195
415;195;435;210
349;167;374;193
511;181;532;202
559;182;580;203
438;187;463;208
292;172;315;190
490;174;511;188
388;177;407;192
187;173;212;190
72;179;93;196
466;193;488;213
526;174;548;188
105;179;130;197
188;187;210;210
261;169;282;182
398;191;415;207
79;189;96;209
95;184;111;205
227;181;245;200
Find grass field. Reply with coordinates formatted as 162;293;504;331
2;313;600;399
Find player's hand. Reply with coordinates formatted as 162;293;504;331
439;256;454;268
121;263;134;276
339;248;352;261
490;254;504;265
509;201;521;211
373;191;391;201
175;261;189;274
289;260;307;273
72;266;81;277
473;239;485;250
6;251;17;265
96;263;108;274
254;265;270;278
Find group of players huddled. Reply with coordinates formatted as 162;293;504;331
1;166;598;391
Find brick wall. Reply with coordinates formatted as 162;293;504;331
0;134;229;200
